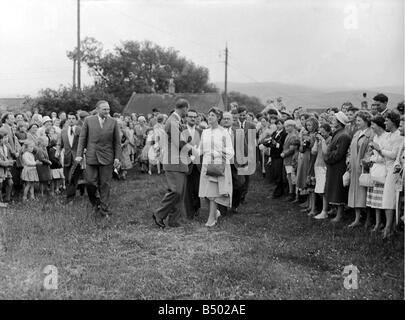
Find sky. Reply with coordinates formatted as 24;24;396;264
0;0;403;97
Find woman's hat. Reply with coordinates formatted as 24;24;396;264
284;119;296;127
335;111;349;126
27;122;39;131
42;116;52;125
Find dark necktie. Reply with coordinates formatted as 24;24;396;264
70;126;74;136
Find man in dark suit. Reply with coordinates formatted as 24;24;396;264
182;109;202;219
57;112;83;201
263;119;287;198
234;106;256;204
76;100;121;217
153;99;190;228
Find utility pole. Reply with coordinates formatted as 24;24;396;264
224;43;228;111
77;0;81;91
72;57;76;90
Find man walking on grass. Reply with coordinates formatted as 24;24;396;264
76;100;121;218
153;98;190;229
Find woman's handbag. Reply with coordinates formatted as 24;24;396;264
206;135;225;178
342;171;350;187
359;167;374;187
370;162;387;184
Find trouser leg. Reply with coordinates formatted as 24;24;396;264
85;164;100;208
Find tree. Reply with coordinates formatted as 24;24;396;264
83;40;218;105
223;91;265;114
31;85;122;115
67;37;104;89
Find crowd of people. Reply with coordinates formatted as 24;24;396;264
0;93;404;239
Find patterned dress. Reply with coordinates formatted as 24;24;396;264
366;132;388;209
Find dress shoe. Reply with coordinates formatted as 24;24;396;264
314;211;328;220
100;208;112;218
168;221;181;228
286;194;296;202
152;214;165;229
92;204;100;215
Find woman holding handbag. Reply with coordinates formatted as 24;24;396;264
347;111;373;228
369;111;402;239
198;108;234;227
365;115;389;233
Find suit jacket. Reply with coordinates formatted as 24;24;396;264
182;126;203;173
76;115;122;166
225;126;248;167
233;120;256;159
162;112;189;173
345;122;358;139
233;120;257;139
265;129;287;159
58;125;81;167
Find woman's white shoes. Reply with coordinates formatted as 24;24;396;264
205;220;217;227
314;211;328;220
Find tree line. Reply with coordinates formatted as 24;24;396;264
27;37;264;114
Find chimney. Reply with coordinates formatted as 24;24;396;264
168;77;175;94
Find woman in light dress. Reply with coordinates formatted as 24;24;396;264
346;110;373;228
368;111;402;238
197;107;234;227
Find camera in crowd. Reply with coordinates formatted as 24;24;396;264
302;139;311;149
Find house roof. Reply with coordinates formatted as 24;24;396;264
0;98;26;110
122;93;224;115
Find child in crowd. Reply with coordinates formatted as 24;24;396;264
140;128;154;174
21;140;40;201
281;120;299;201
47;139;64;195
35;136;52;196
0;131;15;207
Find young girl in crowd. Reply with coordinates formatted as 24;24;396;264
127;121;136;164
35;136;52;196
281;120;299;201
119;121;133;180
0;131;15;207
21;140;40;201
304;117;319;216
47;139;64;195
312;123;332;219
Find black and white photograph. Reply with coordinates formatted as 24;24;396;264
0;0;403;306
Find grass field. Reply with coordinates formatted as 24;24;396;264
0;169;403;299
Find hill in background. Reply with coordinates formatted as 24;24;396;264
215;82;404;110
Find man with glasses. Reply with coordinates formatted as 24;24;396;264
182;109;202;219
222;111;246;214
